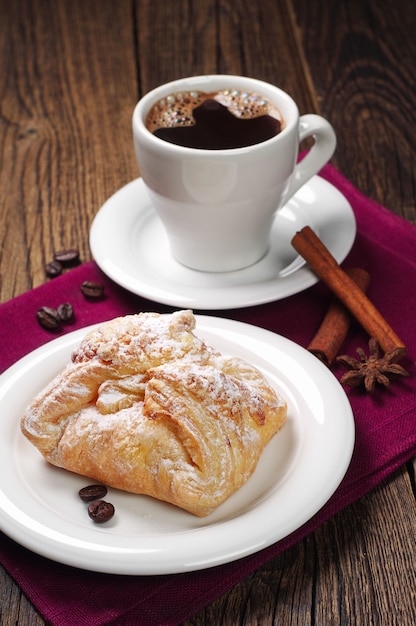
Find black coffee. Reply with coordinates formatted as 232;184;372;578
145;89;284;149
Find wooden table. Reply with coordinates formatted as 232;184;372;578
1;1;415;624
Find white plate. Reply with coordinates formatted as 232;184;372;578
90;176;356;309
0;316;354;575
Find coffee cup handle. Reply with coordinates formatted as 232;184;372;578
284;114;337;202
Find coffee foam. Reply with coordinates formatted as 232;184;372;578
145;89;284;132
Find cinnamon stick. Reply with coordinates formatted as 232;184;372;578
291;226;406;354
308;267;370;364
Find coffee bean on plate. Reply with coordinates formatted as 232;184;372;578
80;281;105;299
79;484;108;502
57;302;74;322
87;500;115;523
36;306;61;330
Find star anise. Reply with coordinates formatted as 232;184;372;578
336;337;409;393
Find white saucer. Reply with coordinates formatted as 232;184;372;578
90;176;356;310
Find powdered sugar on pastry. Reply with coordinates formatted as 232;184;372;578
72;309;216;368
21;310;287;516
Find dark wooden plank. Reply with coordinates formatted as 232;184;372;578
217;0;318;114
291;0;416;222
0;570;44;626
134;0;317;112
135;0;217;92
0;0;139;301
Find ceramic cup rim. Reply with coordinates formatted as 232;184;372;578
132;74;299;156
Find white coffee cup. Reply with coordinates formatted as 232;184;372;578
132;75;336;272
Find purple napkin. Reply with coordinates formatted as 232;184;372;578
1;164;415;626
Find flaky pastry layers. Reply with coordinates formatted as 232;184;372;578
21;310;286;516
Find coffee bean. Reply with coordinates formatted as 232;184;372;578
80;281;105;299
53;248;80;265
79;484;108;502
45;259;63;278
57;302;74;322
87;500;115;523
36;306;61;330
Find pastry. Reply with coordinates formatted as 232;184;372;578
21;310;286;516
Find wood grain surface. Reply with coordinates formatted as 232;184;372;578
1;0;415;624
